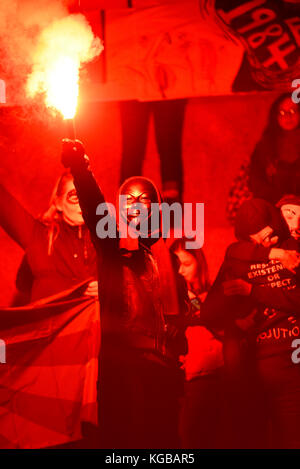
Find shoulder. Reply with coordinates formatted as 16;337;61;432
225;241;244;259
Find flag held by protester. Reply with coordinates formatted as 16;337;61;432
0;283;100;449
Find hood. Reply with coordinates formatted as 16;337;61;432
117;176;162;246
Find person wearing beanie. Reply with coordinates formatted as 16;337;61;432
201;198;300;448
234;198;289;243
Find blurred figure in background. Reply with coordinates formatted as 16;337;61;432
249;93;300;204
227;94;300;225
170;238;225;449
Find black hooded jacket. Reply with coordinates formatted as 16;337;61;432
201;199;300;359
67;156;188;365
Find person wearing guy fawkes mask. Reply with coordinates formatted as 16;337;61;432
277;194;300;247
0;172;98;303
202;198;300;448
61;139;188;449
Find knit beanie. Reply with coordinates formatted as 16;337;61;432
235;198;287;241
276;194;300;209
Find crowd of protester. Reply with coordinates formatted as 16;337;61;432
1;93;300;449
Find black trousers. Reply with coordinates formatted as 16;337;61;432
223;333;268;449
179;370;227;449
98;347;184;449
224;334;300;449
119;99;187;202
256;354;300;449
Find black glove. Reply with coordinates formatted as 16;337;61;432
61;139;89;170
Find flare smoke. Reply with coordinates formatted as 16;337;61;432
0;0;103;110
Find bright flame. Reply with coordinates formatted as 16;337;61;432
45;56;78;119
26;14;103;119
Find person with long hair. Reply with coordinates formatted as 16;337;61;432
170;237;210;306
61;139;188;449
0;171;97;303
249;93;300;204
170;238;224;449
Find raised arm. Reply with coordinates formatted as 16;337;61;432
61;139;116;247
0;183;35;249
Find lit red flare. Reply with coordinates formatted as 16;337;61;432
26;14;103;119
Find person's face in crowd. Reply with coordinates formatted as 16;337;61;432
55;180;84;226
250;226;278;247
281;204;300;240
120;181;153;228
175;249;198;284
277;97;300;131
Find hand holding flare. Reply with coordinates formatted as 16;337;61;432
61;138;89;169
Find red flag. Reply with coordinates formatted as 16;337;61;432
0;282;100;449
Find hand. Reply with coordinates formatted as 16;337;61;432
223;279;252;296
61;139;87;168
270;248;300;274
84;280;98;298
269;235;279;246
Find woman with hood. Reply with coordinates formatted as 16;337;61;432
61;139;188;449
